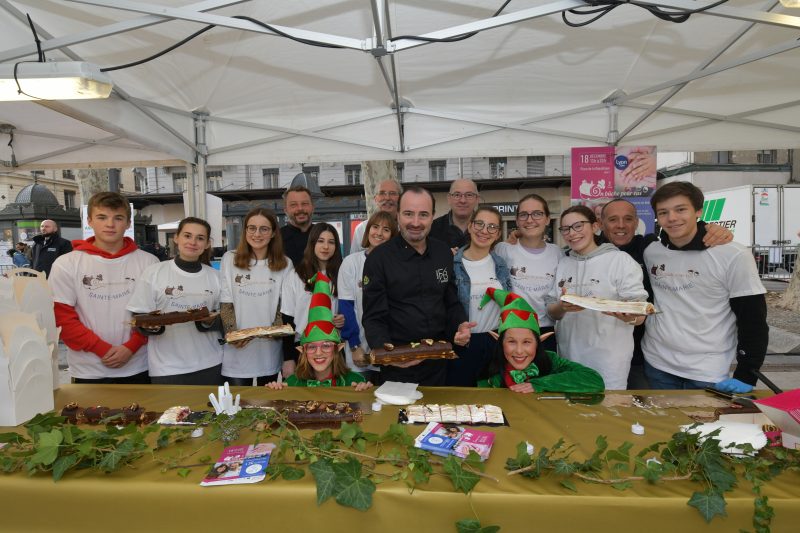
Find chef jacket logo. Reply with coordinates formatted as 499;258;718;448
435;268;449;283
362;275;369;286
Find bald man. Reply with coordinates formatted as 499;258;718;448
429;179;480;249
32;219;72;277
350;179;402;255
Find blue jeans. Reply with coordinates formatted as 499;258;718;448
643;360;715;390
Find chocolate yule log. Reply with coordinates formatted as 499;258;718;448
132;306;210;327
60;403;158;425
370;339;457;365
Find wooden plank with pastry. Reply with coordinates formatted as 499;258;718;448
224;324;294;344
131;306;215;328
560;294;656;315
370;339;457;365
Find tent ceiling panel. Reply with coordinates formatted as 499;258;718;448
0;0;797;168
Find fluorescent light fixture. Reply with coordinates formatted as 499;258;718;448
0;61;113;101
779;0;800;6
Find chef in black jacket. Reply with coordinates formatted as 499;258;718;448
362;186;475;386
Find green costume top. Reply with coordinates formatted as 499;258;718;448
477;350;604;393
285;371;365;387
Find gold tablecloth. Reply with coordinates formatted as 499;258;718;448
2;385;799;532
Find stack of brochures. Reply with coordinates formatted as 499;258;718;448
414;422;495;461
200;443;275;486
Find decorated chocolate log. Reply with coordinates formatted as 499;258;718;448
369;339;457;365
132;306;211;327
239;399;363;424
59;403;159;426
225;324;294;343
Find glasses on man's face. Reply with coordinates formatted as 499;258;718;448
305;341;336;355
558;220;591;235
449;192;478;200
471;220;500;234
246;225;272;235
517;210;546;221
376;190;399;198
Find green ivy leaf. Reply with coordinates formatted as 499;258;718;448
611;481;632;491
332;457;375;511
379;424;414;447
199;455;212;464
281;466;305;481
177;468;191;478
309;458;337;505
443;456;480;494
560;479;577;493
605;441;633;463
0;432;27;444
337;422;359;448
464;450;485;472
29;429;63;466
52;454;79;481
688;489;727;523
455;519;501;533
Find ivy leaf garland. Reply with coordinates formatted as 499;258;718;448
506;427;800;532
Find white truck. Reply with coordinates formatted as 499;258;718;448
700;184;800;274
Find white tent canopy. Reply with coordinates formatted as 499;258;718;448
1;0;799;169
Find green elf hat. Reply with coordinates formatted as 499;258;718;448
301;272;342;345
479;287;540;335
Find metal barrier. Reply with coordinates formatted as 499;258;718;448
753;245;798;281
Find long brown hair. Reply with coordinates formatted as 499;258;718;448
176;217;212;265
359;211;399;249
234;208;288;271
294;346;350;381
296;223;343;295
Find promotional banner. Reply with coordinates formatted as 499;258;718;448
571;146;657;234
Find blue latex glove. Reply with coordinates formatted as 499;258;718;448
714;378;753;394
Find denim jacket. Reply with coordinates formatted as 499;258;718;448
453;247;512;316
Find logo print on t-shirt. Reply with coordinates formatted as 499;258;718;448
81;273;136;291
234;274;251;286
165;285;184;296
82;274;104;288
649;264;701;291
510;266;526;277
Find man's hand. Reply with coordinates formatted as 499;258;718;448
281;360;296;378
602;311;644;326
266;381;288;390
703;223;734;247
229;338;253;349
352;346;370;368
714;378;753;394
454;321;477;347
351;381;374;391
101;345;133;368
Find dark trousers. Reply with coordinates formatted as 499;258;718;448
222;374;279;387
445;332;497;387
73;370;151;385
150;364;223;386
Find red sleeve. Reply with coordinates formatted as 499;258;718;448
54;302;112;358
122;329;148;354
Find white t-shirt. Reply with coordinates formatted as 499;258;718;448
349;220;367;255
547;245;648;390
642;242;766;383
461;254;503;333
50;249;157;379
219;251;294;378
494;242;562;327
126;260;222;377
338;251;377;371
281;269;339;349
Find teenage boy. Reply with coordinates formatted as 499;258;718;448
49;192;158;383
642;182;768;392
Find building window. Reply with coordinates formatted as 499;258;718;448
62;170;76;180
31;170;45;178
345;164;361;185
206;170;223;191
302;166;320;182
262;168;279;188
173;172;187;193
489;157;507;179
711;151;732;164
756;150;777;164
395;162;404;182
527;156;545;177
429;160;446;182
64;190;76;209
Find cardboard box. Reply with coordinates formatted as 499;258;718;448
754;389;800;450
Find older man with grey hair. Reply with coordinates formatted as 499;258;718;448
32;219;72;277
429;178;480;250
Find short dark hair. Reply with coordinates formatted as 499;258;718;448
399;186;435;213
88;191;131;220
650;181;704;212
283;185;314;202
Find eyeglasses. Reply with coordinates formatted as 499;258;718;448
376;190;399;198
305;341;336;355
449;192;478;200
471;220;500;234
517;210;546;221
558;220;591;235
246;225;272;235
